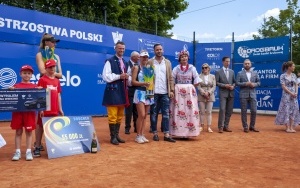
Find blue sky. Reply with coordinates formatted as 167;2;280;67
169;0;298;42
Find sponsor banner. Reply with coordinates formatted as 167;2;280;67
0;41;107;120
196;42;231;74
0;88;47;112
0;4;191;66
233;62;282;87
42;116;100;159
234;87;282;111
197;43;231;108
234;36;289;63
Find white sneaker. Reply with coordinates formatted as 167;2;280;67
12;152;21;161
141;135;149;143
26;152;33;161
135;136;145;144
208;127;213;133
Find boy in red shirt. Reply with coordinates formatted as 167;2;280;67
33;59;64;157
10;65;37;161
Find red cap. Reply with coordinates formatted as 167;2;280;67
45;59;56;68
20;65;34;73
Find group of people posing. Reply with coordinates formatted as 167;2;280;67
102;42;300;145
9;35;300;161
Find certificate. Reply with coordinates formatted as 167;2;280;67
0;89;48;112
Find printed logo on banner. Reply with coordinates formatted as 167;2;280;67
175;44;189;60
97;74;106;84
138;38;162;54
237;45;284;58
256;89;273;108
112;31;123;44
241;67;279;80
208;62;221;73
0;68;81;88
0;68;17;88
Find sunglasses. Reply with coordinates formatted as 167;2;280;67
202;67;208;69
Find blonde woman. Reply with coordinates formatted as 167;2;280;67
36;33;62;78
131;50;154;143
198;63;216;133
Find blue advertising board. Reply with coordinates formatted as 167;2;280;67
0;5;192;120
0;89;47;111
233;62;283;87
43;116;99;159
233;36;290;63
196;42;231;108
234;87;282;111
196;42;231;73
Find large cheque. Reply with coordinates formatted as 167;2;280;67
42;116;100;159
0;89;48;112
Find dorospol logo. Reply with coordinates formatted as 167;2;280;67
237;46;250;58
0;68;17;88
112;31;123;44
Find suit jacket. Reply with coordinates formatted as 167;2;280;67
215;67;235;98
198;73;216;102
148;57;174;97
236;69;260;99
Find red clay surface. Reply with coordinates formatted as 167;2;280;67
0;113;300;188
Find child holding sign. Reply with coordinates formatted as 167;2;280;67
10;65;37;161
33;59;64;157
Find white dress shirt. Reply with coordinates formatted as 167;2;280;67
153;58;168;94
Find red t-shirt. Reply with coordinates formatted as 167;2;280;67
37;75;62;116
14;82;37;89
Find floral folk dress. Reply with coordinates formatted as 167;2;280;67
169;64;201;137
275;73;300;126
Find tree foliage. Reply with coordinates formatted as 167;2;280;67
0;0;188;37
253;0;300;64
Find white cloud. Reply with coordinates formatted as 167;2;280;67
253;8;280;22
196;33;216;39
225;31;259;41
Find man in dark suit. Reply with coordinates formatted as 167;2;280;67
236;59;260;132
124;51;139;134
215;56;235;133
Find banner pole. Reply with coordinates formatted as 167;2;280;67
193;31;196;66
231;32;235;69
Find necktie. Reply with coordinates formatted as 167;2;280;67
119;58;125;73
225;68;229;80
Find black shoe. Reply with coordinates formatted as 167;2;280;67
249;127;259;132
244;128;249;133
33;147;41;157
153;134;159;141
164;136;176;143
125;129;130;134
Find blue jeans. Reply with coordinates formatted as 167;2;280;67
150;94;170;134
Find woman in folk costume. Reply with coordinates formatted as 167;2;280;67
36;33;62;78
169;50;201;138
198;63;216;133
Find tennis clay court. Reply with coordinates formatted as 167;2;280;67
0;113;300;187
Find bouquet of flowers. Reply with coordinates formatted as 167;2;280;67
143;64;155;96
